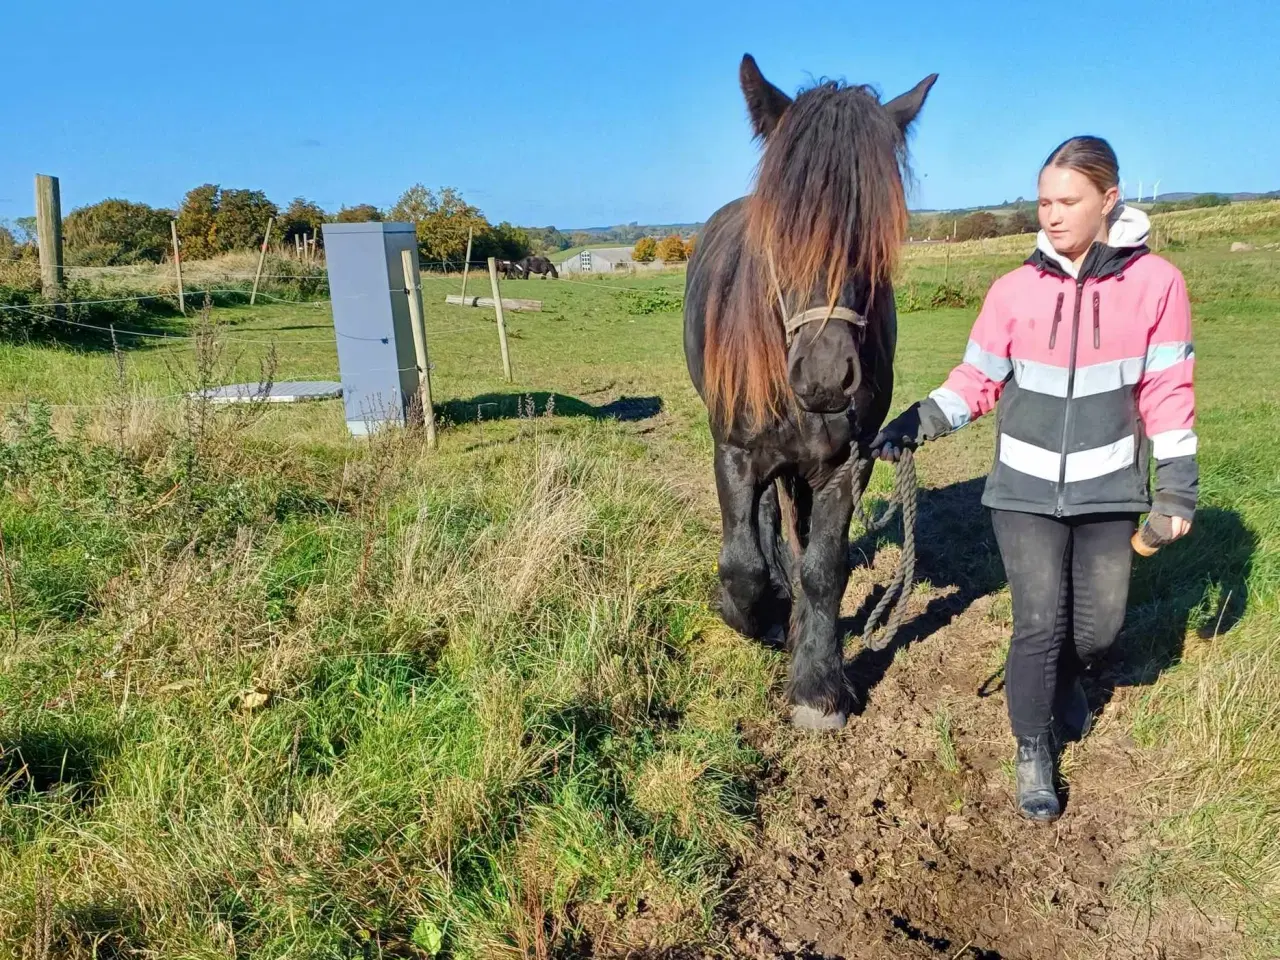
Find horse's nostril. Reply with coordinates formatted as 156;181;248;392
841;358;857;392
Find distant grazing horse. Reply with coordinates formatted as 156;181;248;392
498;259;525;280
518;256;559;279
684;55;936;729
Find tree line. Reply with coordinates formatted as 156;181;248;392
0;185;591;268
909;204;1040;242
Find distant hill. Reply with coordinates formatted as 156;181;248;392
569;222;703;237
558;194;1278;242
1135;191;1280;203
912;190;1279;215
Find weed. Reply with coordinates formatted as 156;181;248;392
933;707;960;774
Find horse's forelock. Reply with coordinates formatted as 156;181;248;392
746;81;909;307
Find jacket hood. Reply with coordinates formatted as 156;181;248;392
1027;204;1150;280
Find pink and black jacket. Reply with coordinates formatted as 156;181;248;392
916;206;1198;520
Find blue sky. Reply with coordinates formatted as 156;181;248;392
2;0;1277;228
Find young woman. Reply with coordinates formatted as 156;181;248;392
871;136;1197;822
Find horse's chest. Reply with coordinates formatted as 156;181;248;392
732;413;854;481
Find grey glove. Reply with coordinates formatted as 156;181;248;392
869;399;952;462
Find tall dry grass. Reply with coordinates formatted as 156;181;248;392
0;371;777;956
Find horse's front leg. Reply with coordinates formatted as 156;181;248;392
787;463;854;729
713;442;785;640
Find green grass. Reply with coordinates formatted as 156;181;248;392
1;214;1278;954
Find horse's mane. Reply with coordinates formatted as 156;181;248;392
703;81;910;431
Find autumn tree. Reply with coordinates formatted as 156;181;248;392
655;233;688;263
683;236;696;259
176;184;220;259
632;236;657;262
175;185;277;258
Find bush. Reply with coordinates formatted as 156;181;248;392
277;197;327;248
954;211;1000;241
895;281;981;313
624;288;683;314
333;204;382;223
213;189;276;252
1007;207;1039;234
0;225;18;260
633;236;657;263
64;199;174;266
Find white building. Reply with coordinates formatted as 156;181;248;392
556;246;676;274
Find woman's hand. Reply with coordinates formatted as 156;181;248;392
1144;513;1193;548
869;404;926;463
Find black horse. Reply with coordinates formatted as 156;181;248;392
498;259;525;280
518;255;559;279
684;55;936;729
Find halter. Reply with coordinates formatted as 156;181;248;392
766;249;867;346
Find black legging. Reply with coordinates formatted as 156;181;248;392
990;509;1137;738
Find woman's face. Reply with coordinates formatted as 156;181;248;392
1037;165;1119;260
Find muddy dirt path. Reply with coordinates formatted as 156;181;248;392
693;471;1236;960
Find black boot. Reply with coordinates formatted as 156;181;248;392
1054;675;1093;743
1015;734;1061;822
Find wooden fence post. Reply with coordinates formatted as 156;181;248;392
487;257;513;381
34;174;63;297
250;216;275;306
459;227;474;302
400;249;437;448
170;220;186;314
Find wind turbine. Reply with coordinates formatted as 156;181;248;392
1138;180;1144;203
1151;179;1162;202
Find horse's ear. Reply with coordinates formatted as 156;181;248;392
883;73;938;131
740;54;793;141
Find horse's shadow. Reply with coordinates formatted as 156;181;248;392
838;476;1256;715
840;477;1003;711
438;391;662;426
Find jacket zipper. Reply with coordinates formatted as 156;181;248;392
1055;278;1086;516
1092;291;1101;348
1048;292;1065;349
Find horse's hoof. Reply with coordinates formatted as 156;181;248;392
791;705;847;731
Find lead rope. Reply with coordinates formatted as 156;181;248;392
851;449;918;652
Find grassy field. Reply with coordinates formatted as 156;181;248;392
0;205;1278;956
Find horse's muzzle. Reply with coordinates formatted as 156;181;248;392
789;349;863;414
